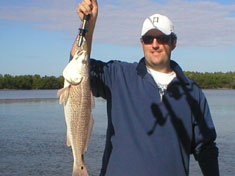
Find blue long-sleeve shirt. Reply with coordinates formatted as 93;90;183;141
89;58;219;176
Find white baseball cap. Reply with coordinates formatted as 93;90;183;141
141;14;174;36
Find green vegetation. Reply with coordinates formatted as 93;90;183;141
184;72;235;89
0;74;63;90
0;72;235;89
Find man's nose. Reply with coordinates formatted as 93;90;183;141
152;38;159;49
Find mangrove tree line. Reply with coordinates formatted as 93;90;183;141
0;72;235;89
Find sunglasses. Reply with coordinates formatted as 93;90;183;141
141;35;170;44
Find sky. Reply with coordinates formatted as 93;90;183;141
0;0;235;76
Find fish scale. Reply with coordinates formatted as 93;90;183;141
70;84;91;149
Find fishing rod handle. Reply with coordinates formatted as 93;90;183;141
77;14;91;47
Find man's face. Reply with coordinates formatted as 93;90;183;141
141;29;176;73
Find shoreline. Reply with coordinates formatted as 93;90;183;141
1;88;234;91
0;98;58;104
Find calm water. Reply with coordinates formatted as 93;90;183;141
0;90;234;176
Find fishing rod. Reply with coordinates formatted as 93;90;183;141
77;14;91;47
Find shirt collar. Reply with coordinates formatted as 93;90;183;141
136;57;189;85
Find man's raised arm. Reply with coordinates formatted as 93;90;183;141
70;0;98;58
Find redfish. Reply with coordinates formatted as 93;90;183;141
58;47;94;176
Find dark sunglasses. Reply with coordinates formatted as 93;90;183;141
141;35;170;44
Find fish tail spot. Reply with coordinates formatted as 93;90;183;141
80;166;84;170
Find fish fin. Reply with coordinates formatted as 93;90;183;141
57;86;67;97
58;87;70;104
91;92;95;109
58;80;70;104
84;115;94;153
66;131;71;147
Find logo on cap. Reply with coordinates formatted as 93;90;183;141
153;17;159;24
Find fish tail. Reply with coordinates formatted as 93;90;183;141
72;165;89;176
73;155;89;176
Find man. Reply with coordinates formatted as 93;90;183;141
72;0;219;175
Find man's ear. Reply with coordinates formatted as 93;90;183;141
171;40;177;51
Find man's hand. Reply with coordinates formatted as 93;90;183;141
77;0;98;27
